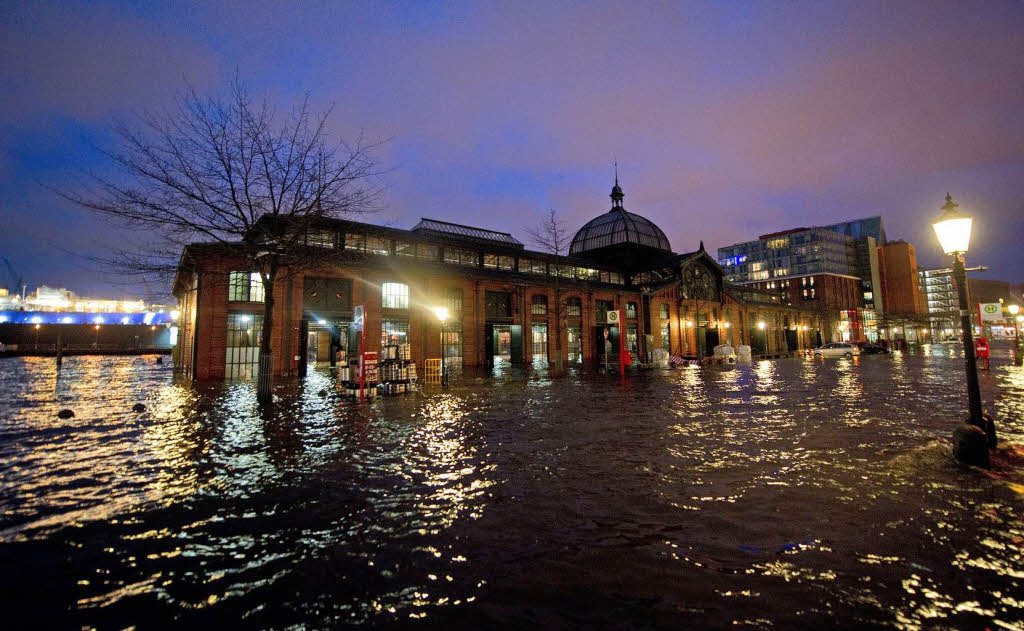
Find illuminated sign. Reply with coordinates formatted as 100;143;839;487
721;255;747;267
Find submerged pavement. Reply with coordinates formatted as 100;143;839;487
1;344;1022;629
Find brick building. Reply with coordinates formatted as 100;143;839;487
173;181;827;381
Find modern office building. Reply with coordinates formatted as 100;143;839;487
717;217;886;341
173;180;828;381
918;268;957;340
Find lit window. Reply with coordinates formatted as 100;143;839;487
228;271;264;302
344;233;366;251
306;230;336;248
626;302;637;319
382;282;409;309
660;303;670;319
531;294;548;315
567;297;582;317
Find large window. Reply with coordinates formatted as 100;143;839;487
445;287;463;316
627;324;638;355
396;242;439;260
485;291;511;319
228;271;264;303
367;236;390;255
442;323;463;369
660;323;671;352
444;247;478;266
568;324;582;363
344;233;366;251
531;323;548;358
596;300;614;323
519;259;547;275
382;282;409;309
484;254;516;270
626;302;637;319
531;294;548;315
566;296;582;317
381;319;410;350
660;303;670;319
306;230;336;248
225;312;262;380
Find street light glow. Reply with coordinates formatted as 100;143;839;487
932;193;972;255
757;321;766;330
432;306;449;322
1009;304;1020;316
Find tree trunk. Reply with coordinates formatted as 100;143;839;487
257;271;276;402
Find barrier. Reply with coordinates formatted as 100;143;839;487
424;358;443;384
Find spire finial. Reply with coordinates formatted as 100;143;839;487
610;160;624;209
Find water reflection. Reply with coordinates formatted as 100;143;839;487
0;352;1022;628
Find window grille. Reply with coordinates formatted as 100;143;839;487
444;247;478;266
228;271;264;302
531;295;548;315
380;319;410;350
568;325;582;363
626;302;637;319
566;297;582;317
442;323;463;368
595;300;614;322
225;312;262;380
443;287;463;316
306;230;336;248
660;323;671;351
532;323;548;356
660;303;670;319
344;233;366;251
382;282;409;309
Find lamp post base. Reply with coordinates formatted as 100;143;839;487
953;423;990;468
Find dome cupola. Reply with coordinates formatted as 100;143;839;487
569;177;671;257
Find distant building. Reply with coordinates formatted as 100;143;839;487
717;217;885;342
918;268;957;340
877;241;923;315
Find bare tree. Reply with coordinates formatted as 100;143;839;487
59;78;384;400
525;209;571;374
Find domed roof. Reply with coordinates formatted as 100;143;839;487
569;180;671;256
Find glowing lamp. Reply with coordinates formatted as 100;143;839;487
1009;304;1020;316
432;306;449;323
757;321;766;330
932;193;972;255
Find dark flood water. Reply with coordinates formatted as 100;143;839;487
1;344;1023;629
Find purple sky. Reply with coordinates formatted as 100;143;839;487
2;1;1022;299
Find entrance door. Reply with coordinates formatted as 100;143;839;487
704;329;720;356
785;329;799;351
489;324;514;364
509;325;523;364
594;325;620;367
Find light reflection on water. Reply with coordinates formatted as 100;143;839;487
0;346;1022;629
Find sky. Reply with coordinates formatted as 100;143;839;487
2;0;1022;299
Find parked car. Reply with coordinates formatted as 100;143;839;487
856;342;891;355
813;342;860;358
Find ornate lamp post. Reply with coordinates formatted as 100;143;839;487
432;306;449;387
1009;304;1022;366
932;193;994;464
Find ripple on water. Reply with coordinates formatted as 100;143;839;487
0;348;1022;629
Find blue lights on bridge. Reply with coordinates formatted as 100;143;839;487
0;311;173;325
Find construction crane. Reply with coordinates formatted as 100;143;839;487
1;256;24;297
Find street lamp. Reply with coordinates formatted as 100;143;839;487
932;193;993;464
1009;304;1021;366
432;306;449;387
94;323;101;349
34;323;41;350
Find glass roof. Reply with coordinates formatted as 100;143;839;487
412;218;523;248
569;209;671;255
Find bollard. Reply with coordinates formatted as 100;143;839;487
952;423;989;468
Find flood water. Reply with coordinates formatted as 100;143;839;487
1;345;1023;629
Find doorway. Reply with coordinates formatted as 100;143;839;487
594;324;620;367
486;323;522;365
